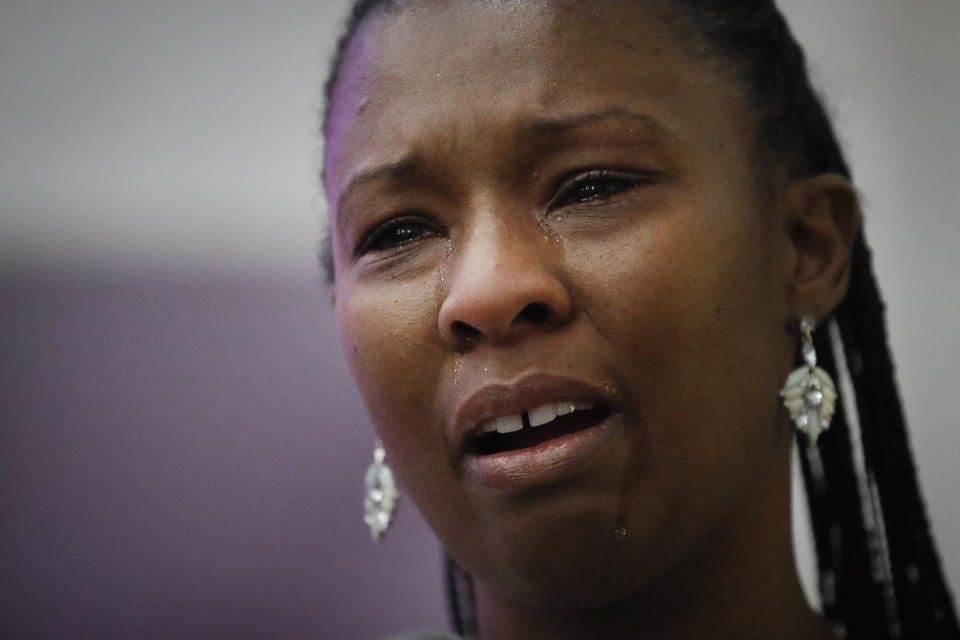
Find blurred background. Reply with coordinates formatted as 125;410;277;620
1;1;957;638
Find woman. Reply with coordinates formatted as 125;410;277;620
321;0;958;638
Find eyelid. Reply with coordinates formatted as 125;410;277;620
546;168;657;210
354;213;437;258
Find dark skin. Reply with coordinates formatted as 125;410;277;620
325;1;859;638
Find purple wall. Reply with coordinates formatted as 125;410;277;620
1;275;446;639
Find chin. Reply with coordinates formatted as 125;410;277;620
461;490;679;612
486;543;656;613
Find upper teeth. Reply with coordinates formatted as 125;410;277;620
480;401;595;434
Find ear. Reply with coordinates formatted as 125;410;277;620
781;173;861;320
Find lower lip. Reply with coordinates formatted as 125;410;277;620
465;413;624;491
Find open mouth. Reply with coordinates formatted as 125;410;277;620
469;401;612;456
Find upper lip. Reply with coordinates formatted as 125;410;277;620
452;372;620;449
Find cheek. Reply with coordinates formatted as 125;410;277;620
566;213;770;343
336;277;480;550
335;278;442;451
565;207;784;458
560;208;788;554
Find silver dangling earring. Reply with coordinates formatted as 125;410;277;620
363;440;398;542
780;316;838;445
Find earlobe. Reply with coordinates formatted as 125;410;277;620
782;173;861;319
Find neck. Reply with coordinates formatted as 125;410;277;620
471;445;837;640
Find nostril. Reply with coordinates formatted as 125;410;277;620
451;320;482;342
514;301;551;325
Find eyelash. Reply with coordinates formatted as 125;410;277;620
547;169;654;211
355;214;438;257
355;169;655;256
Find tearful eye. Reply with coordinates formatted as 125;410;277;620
356;216;437;256
549;170;652;211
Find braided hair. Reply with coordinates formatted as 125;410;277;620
321;1;959;638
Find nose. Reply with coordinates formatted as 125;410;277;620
437;220;573;349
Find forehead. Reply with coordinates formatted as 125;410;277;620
324;0;750;215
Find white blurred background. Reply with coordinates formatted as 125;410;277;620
1;1;957;638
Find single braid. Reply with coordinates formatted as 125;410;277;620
321;1;959;637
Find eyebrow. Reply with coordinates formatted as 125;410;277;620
336;154;424;218
522;107;675;141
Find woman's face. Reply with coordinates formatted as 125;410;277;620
326;0;797;607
